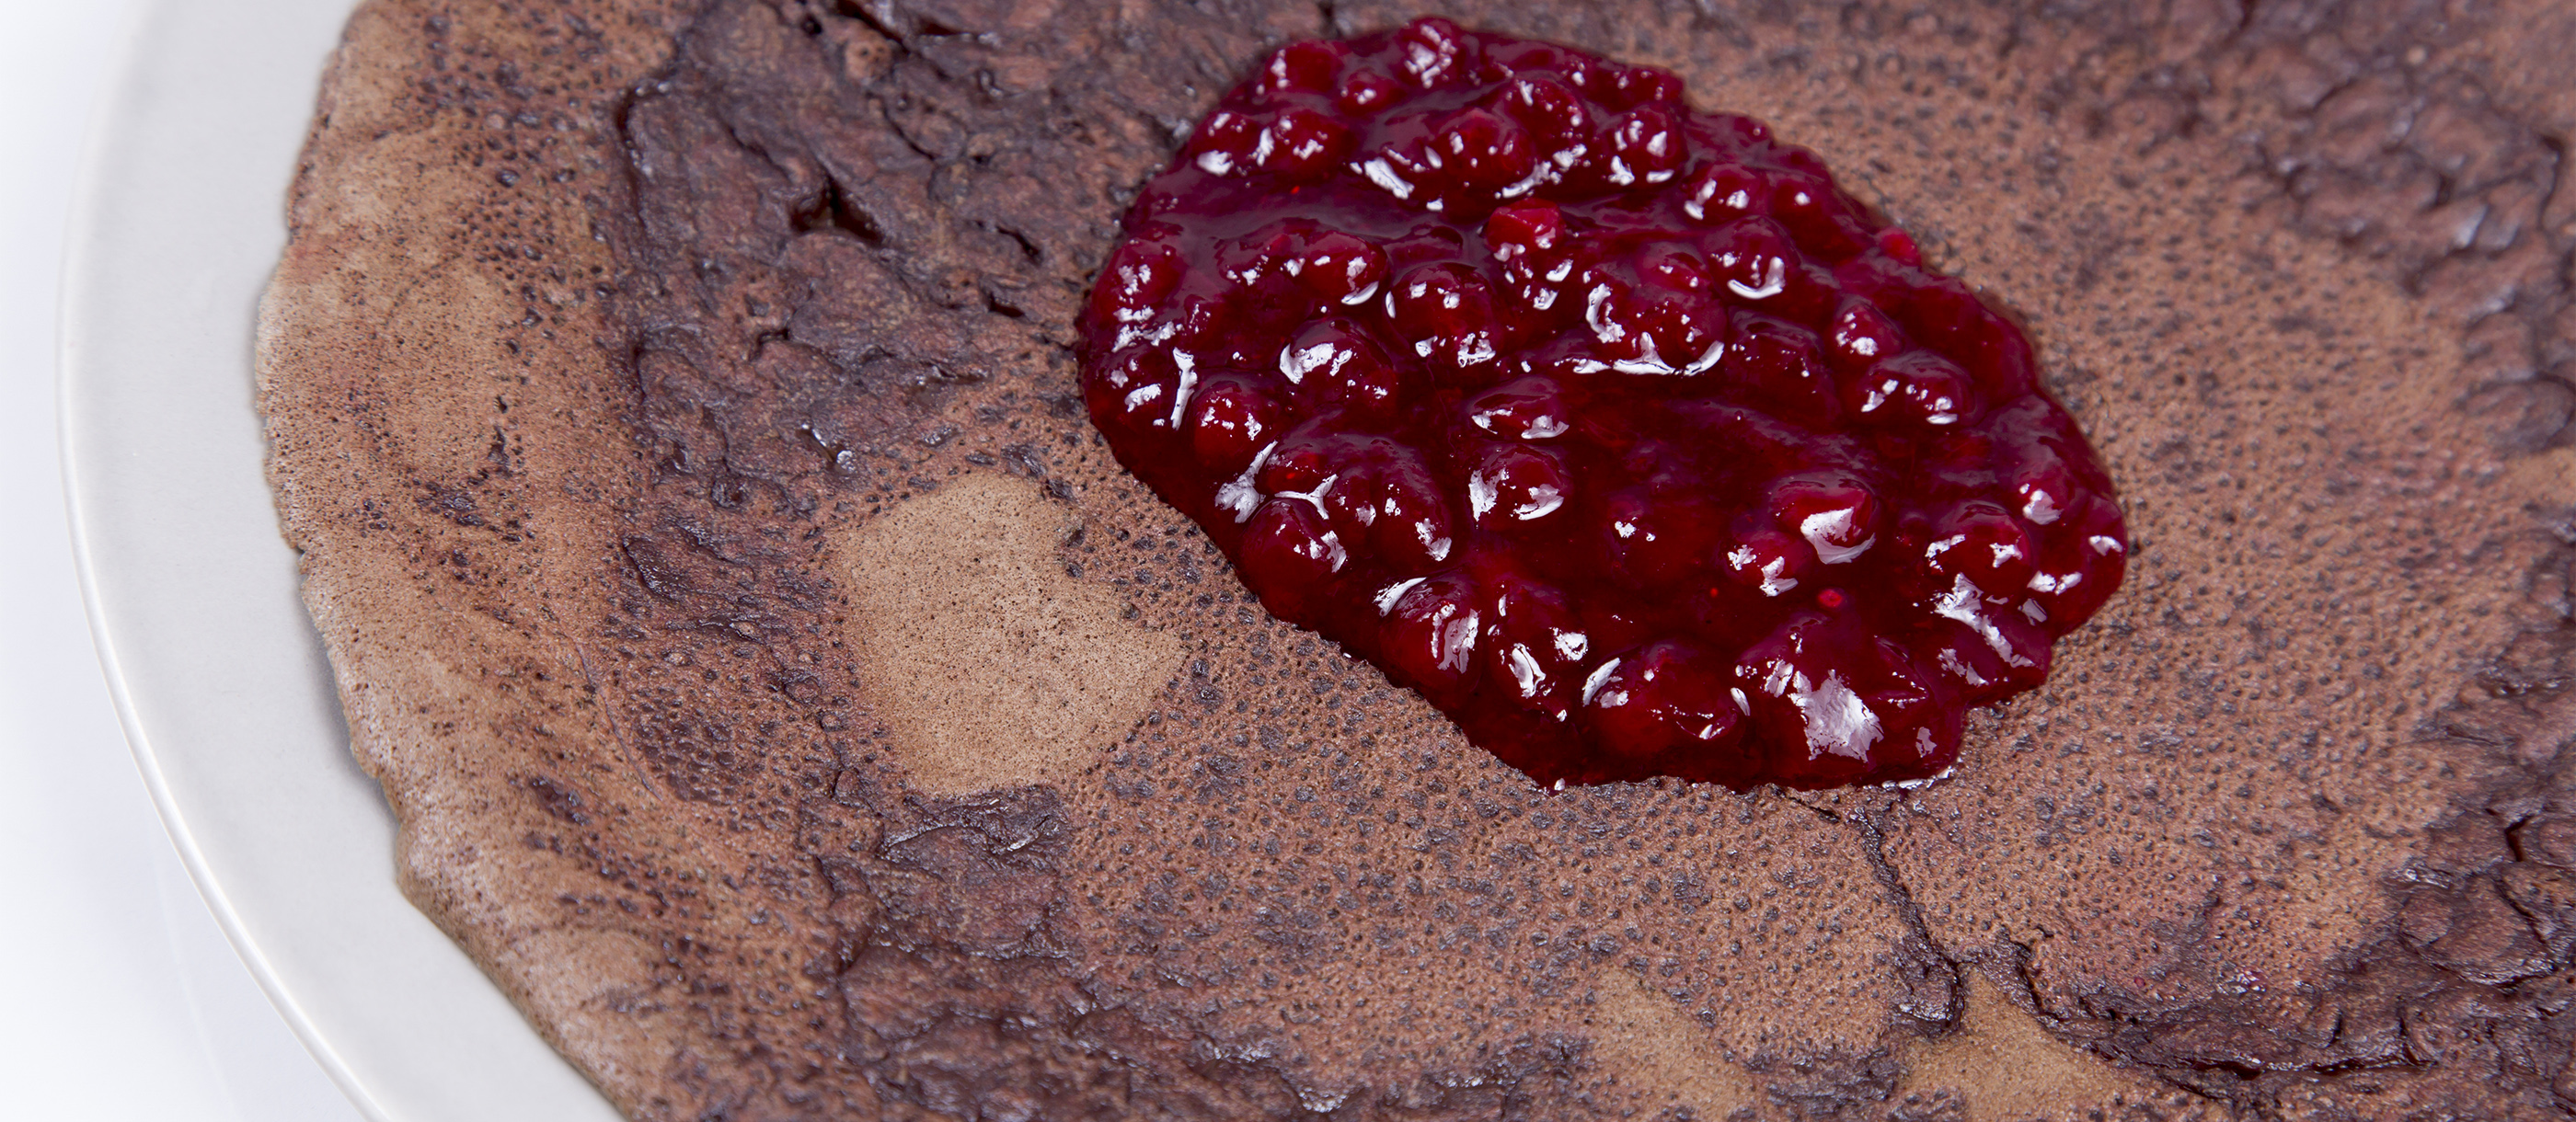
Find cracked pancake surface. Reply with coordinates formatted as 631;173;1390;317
260;0;2576;1118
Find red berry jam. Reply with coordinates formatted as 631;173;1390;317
1080;18;2126;789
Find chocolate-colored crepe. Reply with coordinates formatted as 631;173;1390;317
259;1;2576;1116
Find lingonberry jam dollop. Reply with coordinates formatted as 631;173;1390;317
1080;17;2126;789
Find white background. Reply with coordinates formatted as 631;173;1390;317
1;1;362;1116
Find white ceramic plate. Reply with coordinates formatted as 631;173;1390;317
61;1;620;1117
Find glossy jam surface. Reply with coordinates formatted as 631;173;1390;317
1080;18;2126;789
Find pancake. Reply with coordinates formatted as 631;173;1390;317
259;0;2576;1117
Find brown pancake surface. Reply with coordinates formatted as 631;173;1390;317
260;0;2576;1117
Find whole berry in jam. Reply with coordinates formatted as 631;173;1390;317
1080;17;2127;790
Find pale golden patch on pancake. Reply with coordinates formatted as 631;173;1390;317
1588;969;1765;1119
837;472;1184;794
1900;974;2168;1121
2504;448;2576;517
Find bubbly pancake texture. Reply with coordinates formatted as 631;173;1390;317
261;1;2576;1117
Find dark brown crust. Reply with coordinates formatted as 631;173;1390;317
261;1;2576;1119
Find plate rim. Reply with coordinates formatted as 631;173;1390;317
56;4;391;1116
